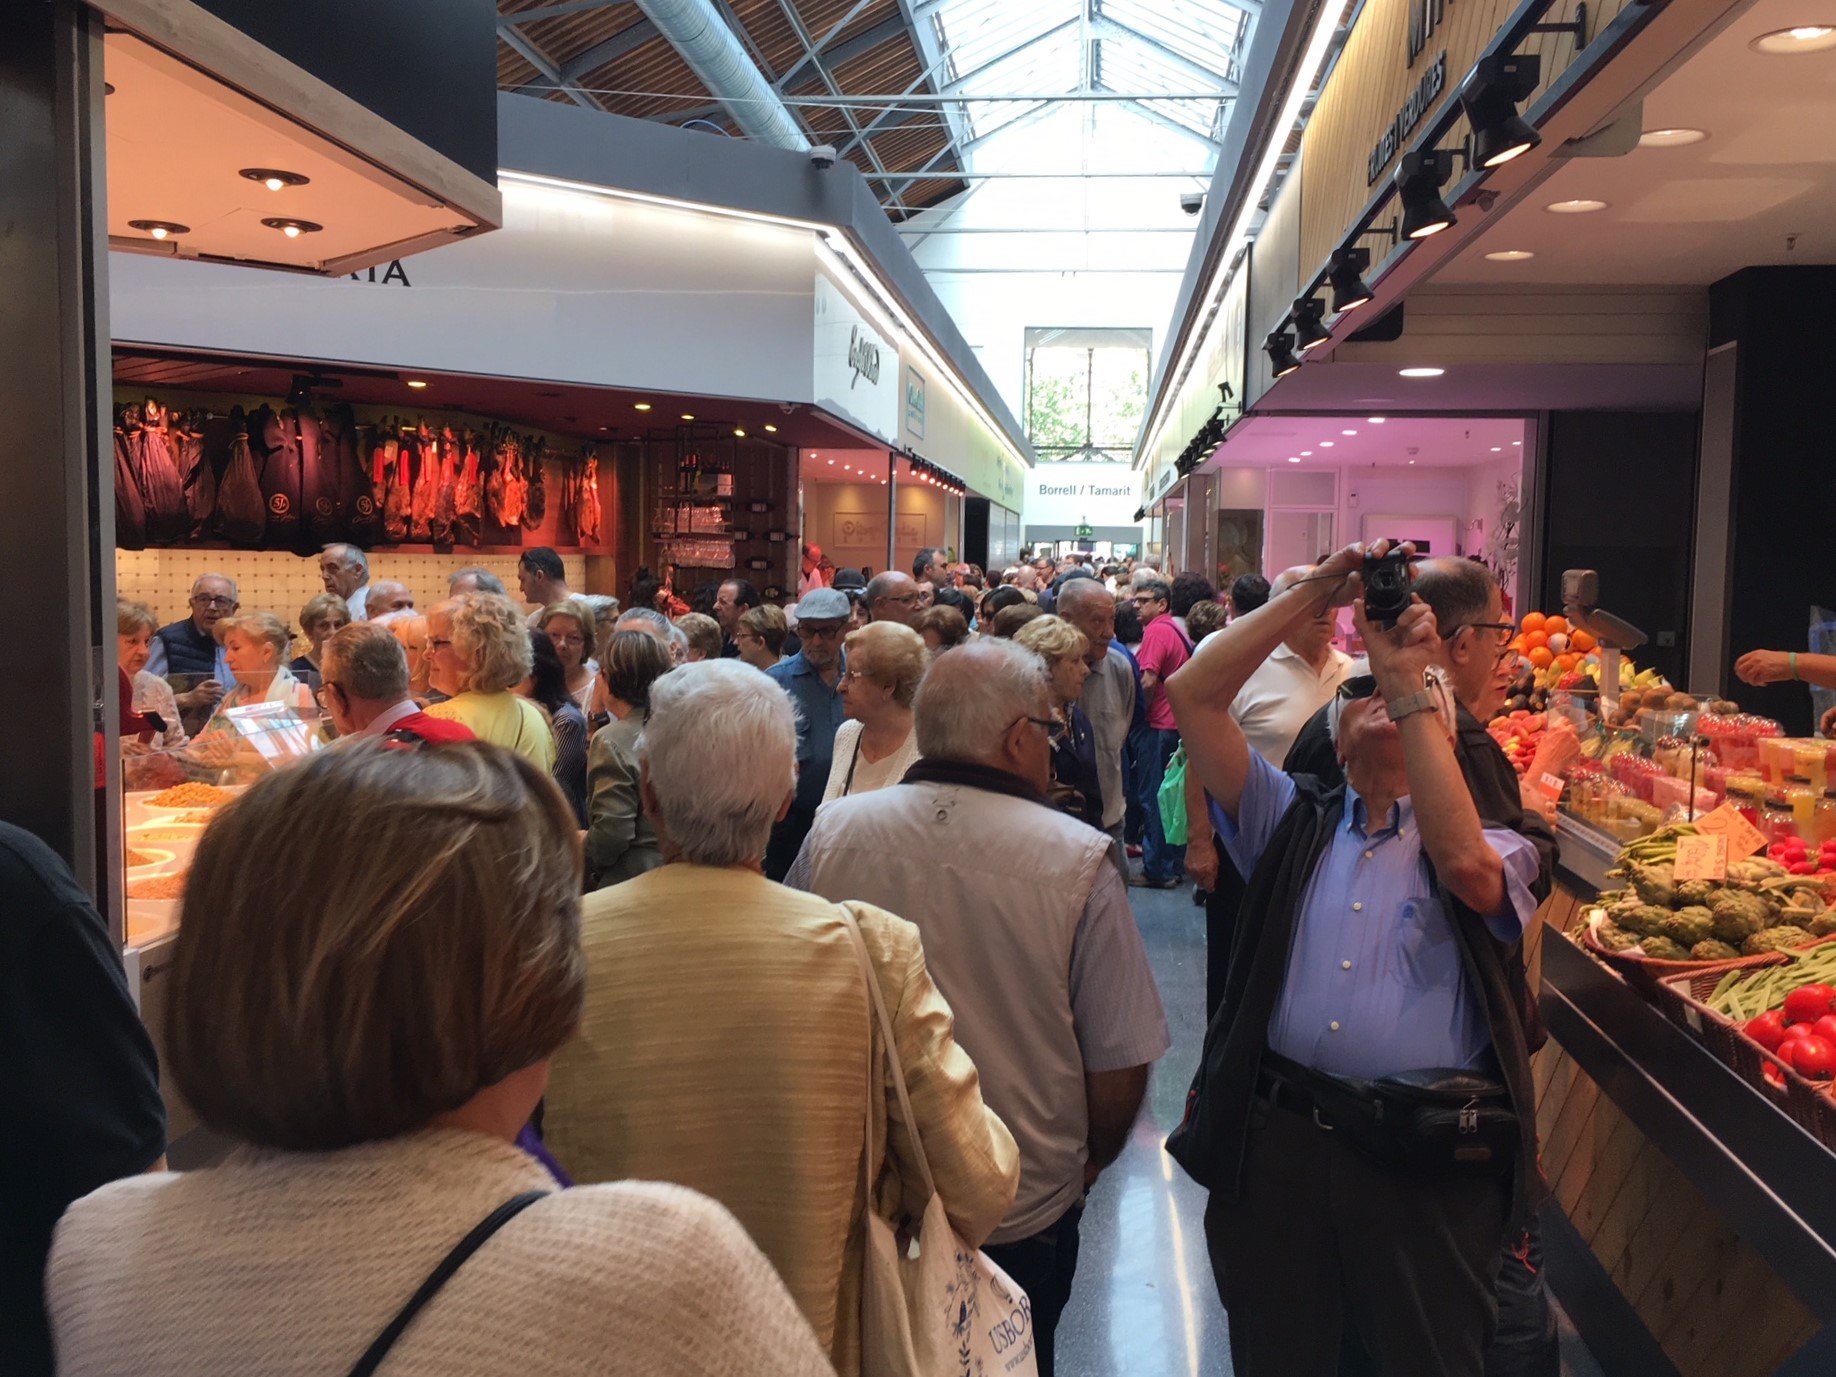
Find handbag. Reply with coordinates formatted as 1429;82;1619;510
836;906;1039;1377
1156;744;1190;846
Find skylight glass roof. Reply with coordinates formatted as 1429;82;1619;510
927;0;1252;154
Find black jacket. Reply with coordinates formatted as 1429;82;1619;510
152;618;218;678
1165;774;1547;1226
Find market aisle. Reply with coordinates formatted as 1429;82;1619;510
1054;883;1230;1377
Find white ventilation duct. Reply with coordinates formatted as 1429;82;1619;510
635;0;811;151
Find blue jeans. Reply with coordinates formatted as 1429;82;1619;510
982;1200;1084;1377
1142;726;1185;882
1123;720;1155;844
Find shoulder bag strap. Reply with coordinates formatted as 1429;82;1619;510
345;1191;548;1377
836;904;938;1211
843;725;864;796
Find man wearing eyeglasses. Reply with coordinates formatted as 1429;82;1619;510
762;587;851;880
1161;541;1549;1377
146;574;240;733
863;570;924;628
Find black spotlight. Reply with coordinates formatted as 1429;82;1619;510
1265;330;1302;379
1395;150;1457;239
1328;246;1374;313
1461;53;1542;168
1292;295;1331;354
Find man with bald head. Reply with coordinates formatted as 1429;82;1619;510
865;571;923;627
362;579;414;619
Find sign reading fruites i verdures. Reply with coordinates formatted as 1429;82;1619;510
1367;0;1454;183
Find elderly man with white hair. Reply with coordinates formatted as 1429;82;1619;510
316;543;371;619
544;661;1020;1377
789;638;1168;1377
146;573;240;731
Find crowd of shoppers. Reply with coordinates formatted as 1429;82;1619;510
26;539;1569;1377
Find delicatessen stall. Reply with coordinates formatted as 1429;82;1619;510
1485;590;1836;1373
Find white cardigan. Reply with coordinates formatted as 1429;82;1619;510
48;1128;834;1377
820;719;923;804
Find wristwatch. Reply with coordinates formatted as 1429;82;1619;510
1386;667;1449;723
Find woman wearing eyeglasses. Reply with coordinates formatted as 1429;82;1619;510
1014;615;1103;830
535;598;599;715
423;594;557;772
821;623;925;803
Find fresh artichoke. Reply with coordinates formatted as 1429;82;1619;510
1743;926;1814;956
1674;878;1717;906
1690;940;1741;961
1628;861;1677;908
1710;891;1770;944
1659;906;1716;947
1811;910;1836;938
1595;920;1643;953
1639;936;1691;961
1619;904;1675;937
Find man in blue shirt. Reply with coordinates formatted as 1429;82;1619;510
762;587;849;879
1164;541;1547;1377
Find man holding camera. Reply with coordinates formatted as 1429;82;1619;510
1163;541;1549;1377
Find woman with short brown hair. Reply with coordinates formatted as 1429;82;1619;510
45;741;831;1377
734;604;788;670
821;622;926;803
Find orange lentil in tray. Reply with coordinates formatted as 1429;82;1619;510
145;783;235;809
126;873;187;900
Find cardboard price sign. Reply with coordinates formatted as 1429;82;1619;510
1673;833;1729;883
1691;803;1768;861
1535;772;1566;802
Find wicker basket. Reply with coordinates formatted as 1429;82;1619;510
1574;906;1787;993
1652;970;1836;1152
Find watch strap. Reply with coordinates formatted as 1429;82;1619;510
1386;689;1439;722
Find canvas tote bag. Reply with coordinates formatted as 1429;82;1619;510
837;905;1040;1377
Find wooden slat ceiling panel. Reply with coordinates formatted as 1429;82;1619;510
495;0;964;210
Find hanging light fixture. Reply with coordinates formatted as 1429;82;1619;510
240;168;311;192
1394;151;1457;239
1265;330;1302;379
1327;247;1375;313
1291;296;1331;354
261;217;323;239
1460;54;1542;168
127;219;189;241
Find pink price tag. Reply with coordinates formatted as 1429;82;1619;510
1536;772;1565;801
1673;833;1728;883
1692;803;1768;860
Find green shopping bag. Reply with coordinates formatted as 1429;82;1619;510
1157;744;1189;846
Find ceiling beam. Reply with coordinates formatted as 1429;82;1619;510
766;0;908;214
941;17;1079;92
500;0;635;26
777;10;908;91
1090;15;1240;92
497;23;607;109
644;100;727;124
776;89;1237;103
553;17;658;82
1111;96;1220;147
836;45;956;155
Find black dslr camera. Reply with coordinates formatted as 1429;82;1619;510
1362;543;1414;628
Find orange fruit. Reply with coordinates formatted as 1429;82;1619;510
1570;628;1596;653
1510;636;1527;655
1523;630;1549;651
1543;615;1569;635
1529;647;1555;669
1521;612;1547;633
1557;652;1580;671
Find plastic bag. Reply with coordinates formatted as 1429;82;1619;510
1157;743;1189;846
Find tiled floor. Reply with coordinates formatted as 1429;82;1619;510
1054;880;1608;1377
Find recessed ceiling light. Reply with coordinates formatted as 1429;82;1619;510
680;412;695;421
1485;249;1536;262
763;424;777;433
240;168;310;191
1638;127;1707;148
599;425;608;431
1288;456;1302;463
1545;199;1607;214
1341;429;1357;436
261;217;322;238
405;379;428;390
128;219;189;240
1751;25;1836;54
1513;440;1522;445
633;403;652;411
1368;416;1386;424
1301;450;1312;456
1399;367;1446;378
1491;446;1503;452
734;427;746;437
1408;459;1416;465
1319;440;1335;448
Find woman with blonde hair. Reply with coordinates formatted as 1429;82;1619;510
45;741;832;1377
822;621;926;803
535;597;599;714
1015;614;1103;828
208;611;314;718
424;594;556;770
374;610;433;701
288;593;350;680
673;612;723;664
733;604;788;671
117;599;187;749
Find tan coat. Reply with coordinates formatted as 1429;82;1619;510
545;864;1020;1377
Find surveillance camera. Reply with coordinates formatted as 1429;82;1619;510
1179;191;1204;216
810;144;838;170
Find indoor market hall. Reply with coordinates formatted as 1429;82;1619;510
8;0;1836;1375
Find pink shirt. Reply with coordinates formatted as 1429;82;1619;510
1136;614;1191;731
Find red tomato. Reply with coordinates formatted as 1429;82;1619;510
1786;1035;1836;1079
1813;1015;1836;1043
1746;1009;1789;1051
1790;861;1818;875
1783;984;1836;1025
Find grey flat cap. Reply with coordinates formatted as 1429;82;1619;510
793;587;852;621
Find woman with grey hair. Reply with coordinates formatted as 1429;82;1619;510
544;661;1021;1376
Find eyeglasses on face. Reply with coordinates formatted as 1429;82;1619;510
428;637;455;653
1337;674;1380;702
799;622;847;641
1012;714;1058;735
549;632;586;648
192;594;234;608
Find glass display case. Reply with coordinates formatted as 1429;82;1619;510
120;697;323;949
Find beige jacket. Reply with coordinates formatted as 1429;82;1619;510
544;864;1020;1377
47;1128;833;1377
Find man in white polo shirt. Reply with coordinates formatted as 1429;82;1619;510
1229;565;1355;766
